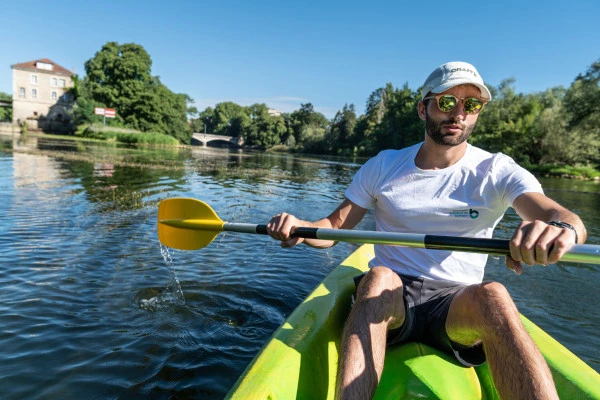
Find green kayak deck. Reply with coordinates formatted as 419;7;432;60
226;244;600;399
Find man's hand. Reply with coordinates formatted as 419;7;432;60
266;199;368;250
266;213;306;248
506;220;577;273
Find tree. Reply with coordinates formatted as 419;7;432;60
288;103;328;145
0;92;12;122
213;102;249;137
156;87;191;143
558;58;600;165
201;107;216;133
80;42;191;142
188;106;202;132
242;103;286;148
354;84;395;154
327;104;357;154
84;42;153;120
369;84;422;154
471;79;545;165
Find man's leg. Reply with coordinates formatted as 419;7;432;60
336;266;405;400
446;281;558;400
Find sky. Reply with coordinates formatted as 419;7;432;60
2;0;599;119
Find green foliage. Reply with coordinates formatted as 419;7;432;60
0;92;12;122
242;103;286;148
327;104;357;154
212;102;249;137
288;103;328;145
71;97;100;125
190;107;216;133
189;101;329;152
77;125;178;145
79;42;191;143
300;126;327;153
471;79;544;164
527;163;600;179
559;60;600;165
185;57;599;176
351;83;422;155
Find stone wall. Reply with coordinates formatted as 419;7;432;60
0;123;18;135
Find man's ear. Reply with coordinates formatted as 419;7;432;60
418;101;427;121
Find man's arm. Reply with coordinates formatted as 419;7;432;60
266;198;368;249
508;192;587;271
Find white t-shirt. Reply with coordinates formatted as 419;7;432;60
345;142;543;284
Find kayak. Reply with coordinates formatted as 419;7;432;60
225;244;600;399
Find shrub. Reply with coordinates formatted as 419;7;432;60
76;124;178;145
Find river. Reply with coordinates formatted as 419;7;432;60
0;134;598;399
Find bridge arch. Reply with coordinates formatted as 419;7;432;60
191;133;244;148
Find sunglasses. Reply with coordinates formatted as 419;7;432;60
423;94;486;115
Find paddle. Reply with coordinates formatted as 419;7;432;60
157;198;600;264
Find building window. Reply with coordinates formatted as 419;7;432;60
31;74;38;84
52;91;58;101
36;62;53;71
59;79;65;87
31;88;37;99
51;77;57;86
19;87;26;98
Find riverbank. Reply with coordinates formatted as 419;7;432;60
3;130;600;181
526;163;600;181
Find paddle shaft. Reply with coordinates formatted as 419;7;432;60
158;198;600;263
223;222;600;264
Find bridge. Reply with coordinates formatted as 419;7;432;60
191;133;244;147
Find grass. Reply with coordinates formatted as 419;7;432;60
527;164;600;180
101;187;147;212
77;124;179;145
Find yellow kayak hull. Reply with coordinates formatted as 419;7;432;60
226;244;600;399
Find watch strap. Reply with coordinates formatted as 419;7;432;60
546;220;578;244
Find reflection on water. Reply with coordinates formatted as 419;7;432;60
0;133;598;398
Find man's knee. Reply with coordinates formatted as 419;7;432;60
471;281;520;327
353;267;405;327
449;281;521;344
473;281;512;304
357;266;403;298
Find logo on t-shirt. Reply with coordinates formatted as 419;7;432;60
449;209;480;219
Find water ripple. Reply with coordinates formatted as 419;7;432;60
0;143;598;399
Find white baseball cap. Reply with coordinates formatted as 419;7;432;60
421;61;492;101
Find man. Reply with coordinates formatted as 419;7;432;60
266;61;586;400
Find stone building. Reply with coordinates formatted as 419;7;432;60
11;58;74;132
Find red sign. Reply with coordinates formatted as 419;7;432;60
94;108;116;117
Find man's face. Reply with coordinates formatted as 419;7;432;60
418;84;482;147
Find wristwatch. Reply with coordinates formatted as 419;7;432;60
546;220;578;244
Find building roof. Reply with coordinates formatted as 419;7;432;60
11;58;72;76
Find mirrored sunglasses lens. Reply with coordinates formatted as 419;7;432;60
438;95;457;112
464;98;483;114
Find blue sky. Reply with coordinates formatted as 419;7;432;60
2;0;599;118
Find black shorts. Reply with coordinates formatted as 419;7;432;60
353;273;486;367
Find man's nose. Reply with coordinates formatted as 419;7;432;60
449;101;468;120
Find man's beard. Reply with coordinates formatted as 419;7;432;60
425;111;474;146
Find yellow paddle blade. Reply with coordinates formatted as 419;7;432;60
158;198;224;250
